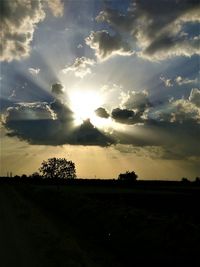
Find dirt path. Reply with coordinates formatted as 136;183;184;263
0;185;98;267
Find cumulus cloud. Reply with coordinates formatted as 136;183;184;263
85;30;133;60
189;88;200;107
51;83;64;95
120;90;151;114
62;57;95;78
0;0;64;62
0;0;45;61
160;75;198;87
160;76;173;87
45;0;64;17
95;107;110;118
29;68;40;75
175;76;198;86
170;99;200;123
96;1;200;61
156;88;200;123
108;90;151;125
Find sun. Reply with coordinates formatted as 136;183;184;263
69;90;103;126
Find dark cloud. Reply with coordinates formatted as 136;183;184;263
85;30;133;60
73;119;113;146
111;108;142;124
51;83;64;95
95;107;110;118
3;100;113;146
112;119;200;160
96;0;200;60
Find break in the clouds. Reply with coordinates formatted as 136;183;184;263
0;0;64;62
62;57;95;78
96;0;200;60
85;30;133;61
28;68;40;76
160;75;198;87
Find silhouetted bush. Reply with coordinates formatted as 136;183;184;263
118;171;138;181
181;177;190;184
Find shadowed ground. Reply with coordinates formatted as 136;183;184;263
0;182;200;266
0;185;114;267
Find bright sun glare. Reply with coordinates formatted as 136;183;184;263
69;90;103;126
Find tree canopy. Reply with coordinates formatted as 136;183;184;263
39;157;76;179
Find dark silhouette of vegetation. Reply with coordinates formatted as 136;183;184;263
30;172;41;180
118;171;138;181
181;177;190;183
195;176;200;184
39;157;76;179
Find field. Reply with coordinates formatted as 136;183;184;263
0;180;200;267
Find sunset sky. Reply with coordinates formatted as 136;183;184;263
0;0;200;180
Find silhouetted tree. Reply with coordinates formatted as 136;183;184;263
21;174;27;179
39;157;76;179
118;171;138;181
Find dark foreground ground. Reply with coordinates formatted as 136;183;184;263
0;180;200;267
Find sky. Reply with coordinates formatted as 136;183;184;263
0;0;200;180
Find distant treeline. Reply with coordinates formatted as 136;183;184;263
0;176;200;187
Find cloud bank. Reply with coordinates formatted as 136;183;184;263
2;79;200;160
